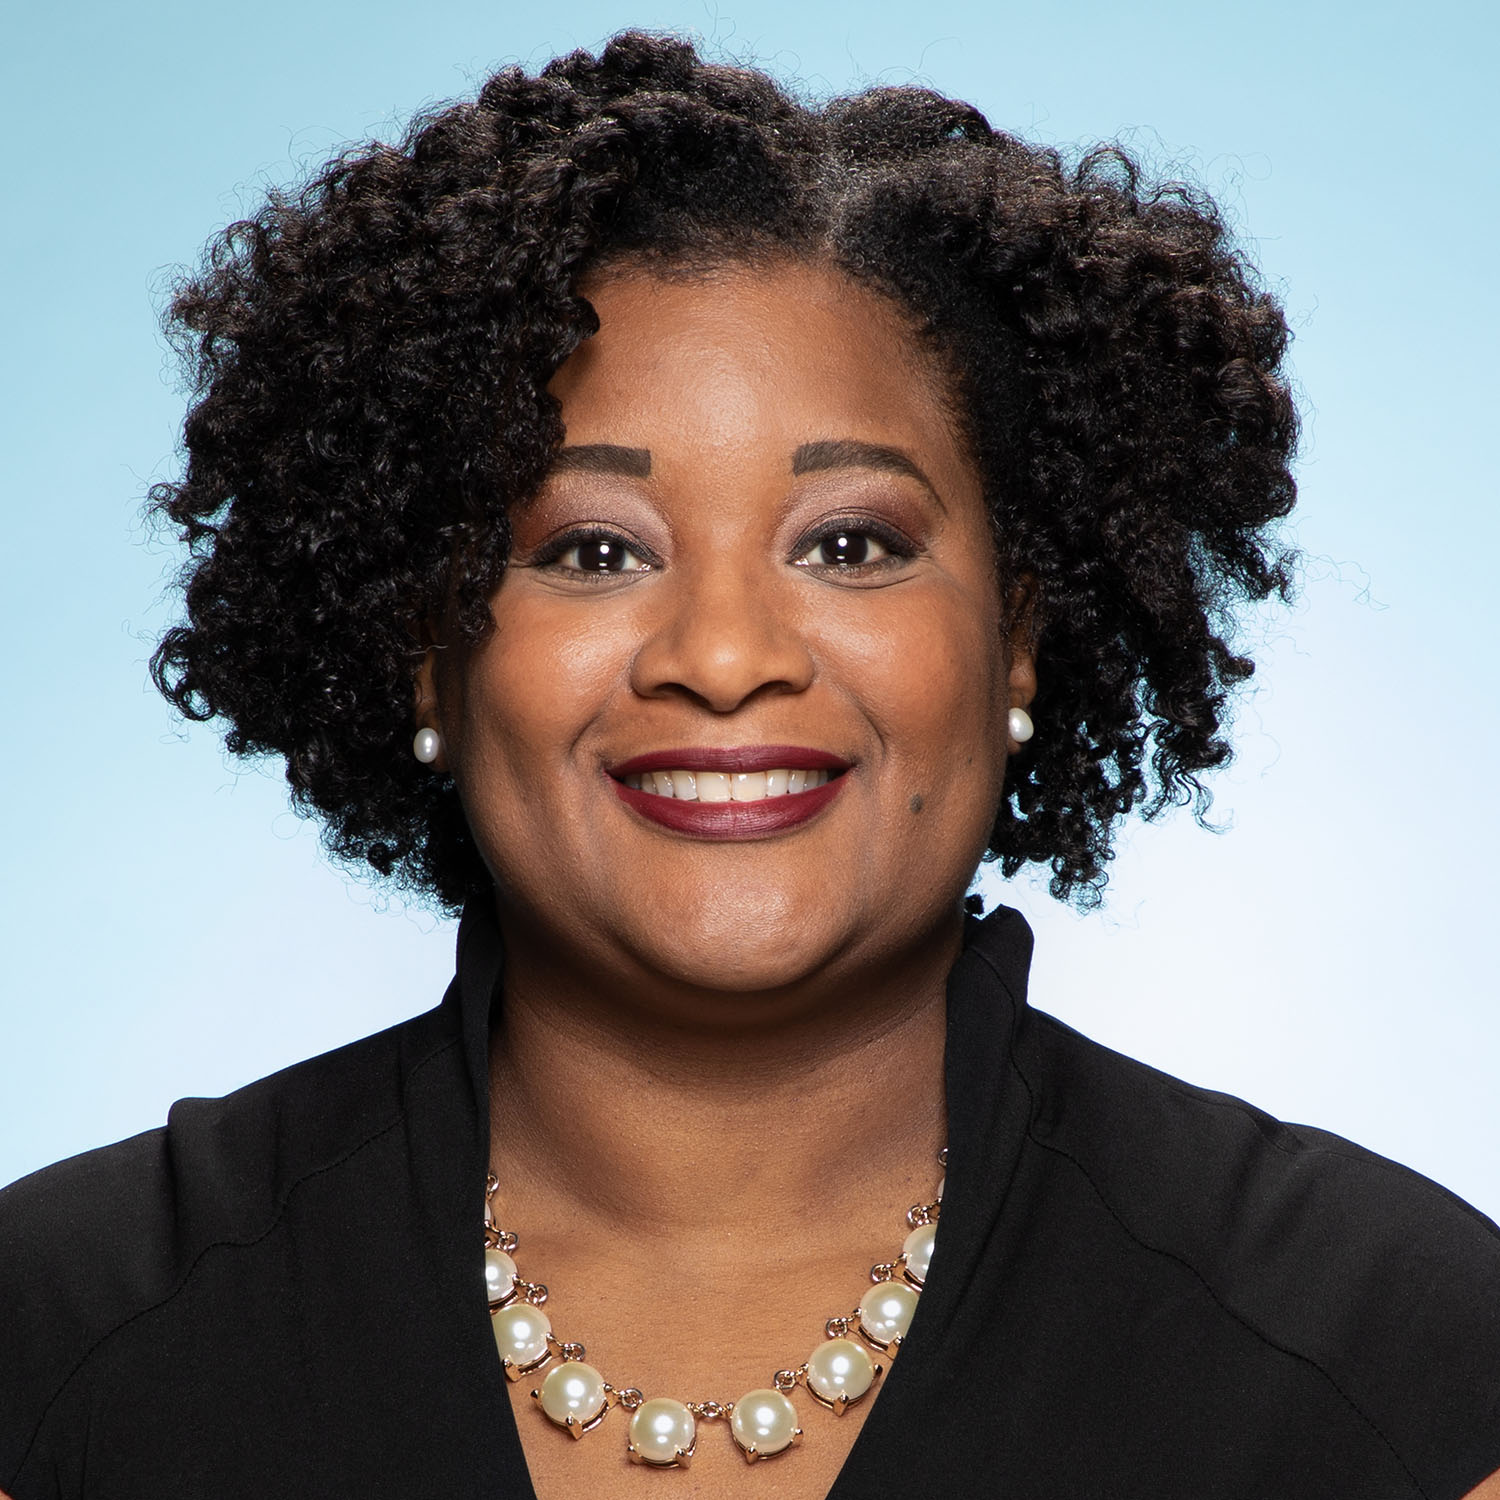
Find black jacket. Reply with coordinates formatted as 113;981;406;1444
4;903;1499;1498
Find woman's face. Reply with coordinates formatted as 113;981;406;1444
429;260;1035;1003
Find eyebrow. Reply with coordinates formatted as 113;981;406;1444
550;443;652;478
549;438;940;495
791;439;942;505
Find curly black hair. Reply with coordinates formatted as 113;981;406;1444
150;30;1297;911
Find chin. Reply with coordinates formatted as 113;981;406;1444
624;894;856;999
648;924;840;996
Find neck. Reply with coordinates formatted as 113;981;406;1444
484;906;960;1243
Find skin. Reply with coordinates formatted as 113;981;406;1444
429;263;1027;1011
416;259;1033;1497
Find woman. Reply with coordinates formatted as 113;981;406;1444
3;30;1497;1500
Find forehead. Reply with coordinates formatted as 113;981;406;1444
549;260;968;466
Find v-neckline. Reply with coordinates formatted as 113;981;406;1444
453;903;1035;1499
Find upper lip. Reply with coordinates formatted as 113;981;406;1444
608;745;852;777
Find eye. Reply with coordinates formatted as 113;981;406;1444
535;529;652;578
560;536;647;573
792;520;914;573
798;530;888;567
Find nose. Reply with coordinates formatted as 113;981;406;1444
628;563;816;713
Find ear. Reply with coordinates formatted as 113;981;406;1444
1002;575;1041;752
411;627;450;773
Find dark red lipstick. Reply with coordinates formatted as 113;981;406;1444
607;746;850;839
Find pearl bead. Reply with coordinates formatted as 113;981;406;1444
484;1247;517;1305
729;1388;800;1460
902;1222;937;1286
412;726;442;764
491;1302;551;1375
1008;706;1035;744
805;1337;877;1411
628;1397;697;1467
858;1280;919;1348
537;1361;608;1433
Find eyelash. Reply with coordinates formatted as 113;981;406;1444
791;517;918;574
526;517;919;580
529;528;656;579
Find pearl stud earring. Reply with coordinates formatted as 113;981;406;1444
412;727;443;765
1007;707;1035;745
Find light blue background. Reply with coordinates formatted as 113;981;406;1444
3;1;1496;1218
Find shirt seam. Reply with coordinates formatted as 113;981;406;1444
7;1030;464;1491
967;941;1431;1499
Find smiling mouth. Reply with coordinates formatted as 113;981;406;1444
607;748;850;839
619;768;835;802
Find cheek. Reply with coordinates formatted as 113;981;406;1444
448;598;624;808
822;586;1008;778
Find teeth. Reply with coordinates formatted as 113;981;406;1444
623;768;833;801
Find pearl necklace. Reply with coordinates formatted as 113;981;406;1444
483;1150;944;1469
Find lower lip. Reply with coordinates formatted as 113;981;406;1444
610;774;846;839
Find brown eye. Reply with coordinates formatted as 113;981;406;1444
566;537;640;572
539;530;651;576
794;528;897;569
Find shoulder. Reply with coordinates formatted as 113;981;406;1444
1012;1000;1500;1281
0;998;457;1489
1013;1001;1500;1488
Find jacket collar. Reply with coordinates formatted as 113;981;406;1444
452;895;507;1159
449;890;1035;1182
